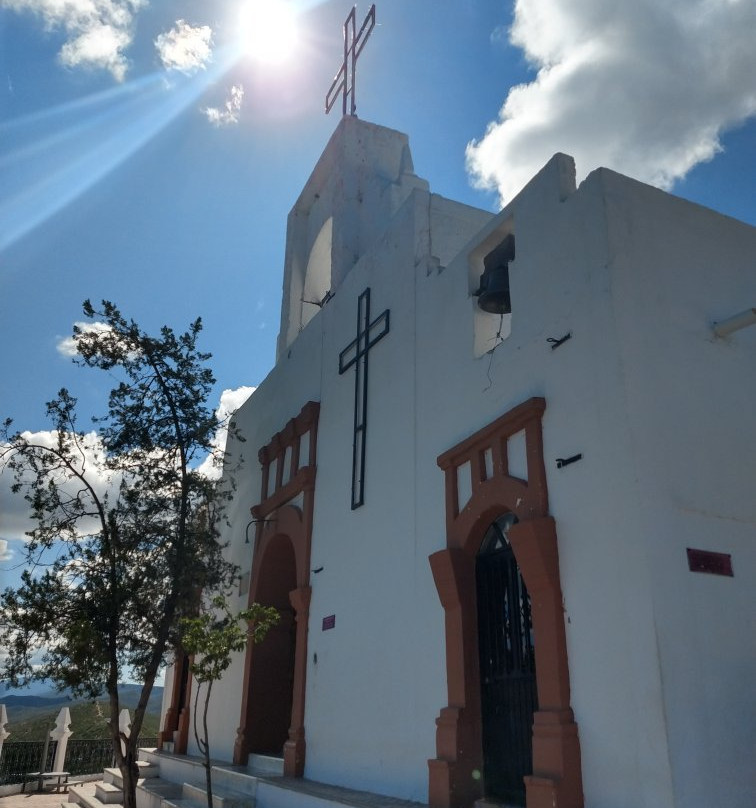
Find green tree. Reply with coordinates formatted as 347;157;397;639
0;300;241;808
181;597;279;808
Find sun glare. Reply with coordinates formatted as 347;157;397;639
238;1;300;65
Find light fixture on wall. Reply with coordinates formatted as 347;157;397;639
712;307;756;337
244;515;273;543
475;234;515;314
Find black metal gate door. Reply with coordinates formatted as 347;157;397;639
476;515;537;805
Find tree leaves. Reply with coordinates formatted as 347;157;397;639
181;597;279;685
180;597;278;808
0;300;243;808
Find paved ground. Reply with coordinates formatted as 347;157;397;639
0;781;99;808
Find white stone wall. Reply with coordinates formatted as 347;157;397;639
168;120;756;808
600;171;756;808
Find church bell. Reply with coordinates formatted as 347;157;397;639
475;234;515;314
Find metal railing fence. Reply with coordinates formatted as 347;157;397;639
64;738;115;776
0;740;57;786
0;736;159;784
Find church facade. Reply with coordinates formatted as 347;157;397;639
159;117;756;808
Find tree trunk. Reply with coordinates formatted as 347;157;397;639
203;682;213;808
120;742;140;808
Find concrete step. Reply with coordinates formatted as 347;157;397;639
95;782;124;804
253;777;429;808
246;755;283;778
138;748;161;765
139;779;185;798
137;762;160;779
68;785;112;808
180;781;255;808
105;763;160;789
161;796;255;808
137;751;206;790
209;767;259;798
130;751;429;808
137;777;184;808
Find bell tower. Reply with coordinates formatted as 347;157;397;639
276;116;428;358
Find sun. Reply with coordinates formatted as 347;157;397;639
237;0;300;65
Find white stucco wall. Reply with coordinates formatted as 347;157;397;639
409;155;678;808
600;172;756;808
166;119;755;808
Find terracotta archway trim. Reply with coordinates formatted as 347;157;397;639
158;652;184;749
159;651;193;754
253;466;316;519
233;402;319;777
439;398;548;529
429;398;583;808
284;584;312;776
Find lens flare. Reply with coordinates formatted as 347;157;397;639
238;1;299;65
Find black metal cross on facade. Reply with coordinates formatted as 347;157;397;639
325;4;376;116
339;287;390;509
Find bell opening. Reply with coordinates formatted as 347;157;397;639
475;234;515;315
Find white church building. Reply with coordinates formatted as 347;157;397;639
156;116;756;808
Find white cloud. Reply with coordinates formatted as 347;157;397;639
57;321;113;358
196;386;255;480
1;0;145;81
59;19;132;81
0;430;111;541
216;386;255;422
204;84;245;127
1;389;255;536
155;19;213;74
0;539;12;562
467;0;756;205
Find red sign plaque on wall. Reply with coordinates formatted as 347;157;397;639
686;548;733;577
322;615;336;631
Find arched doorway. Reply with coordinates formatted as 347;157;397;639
428;398;583;808
476;514;537;806
234;403;319;776
245;535;298;756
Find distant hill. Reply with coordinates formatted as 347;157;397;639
0;680;58;698
0;684;163;741
2;694;71;709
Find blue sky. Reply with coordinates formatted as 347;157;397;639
1;0;755;578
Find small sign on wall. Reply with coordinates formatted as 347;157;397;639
322;614;336;631
686;548;733;577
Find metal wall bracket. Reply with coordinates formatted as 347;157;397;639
556;453;582;468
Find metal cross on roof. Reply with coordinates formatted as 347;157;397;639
325;4;376;117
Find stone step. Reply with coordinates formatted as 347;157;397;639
209;767;259;798
137;751;206;789
246;754;283;778
137;777;185;808
161;795;255;808
130;752;428;808
68;785;113;808
104;763;160;789
253;777;429;808
181;781;256;808
95;782;124;804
